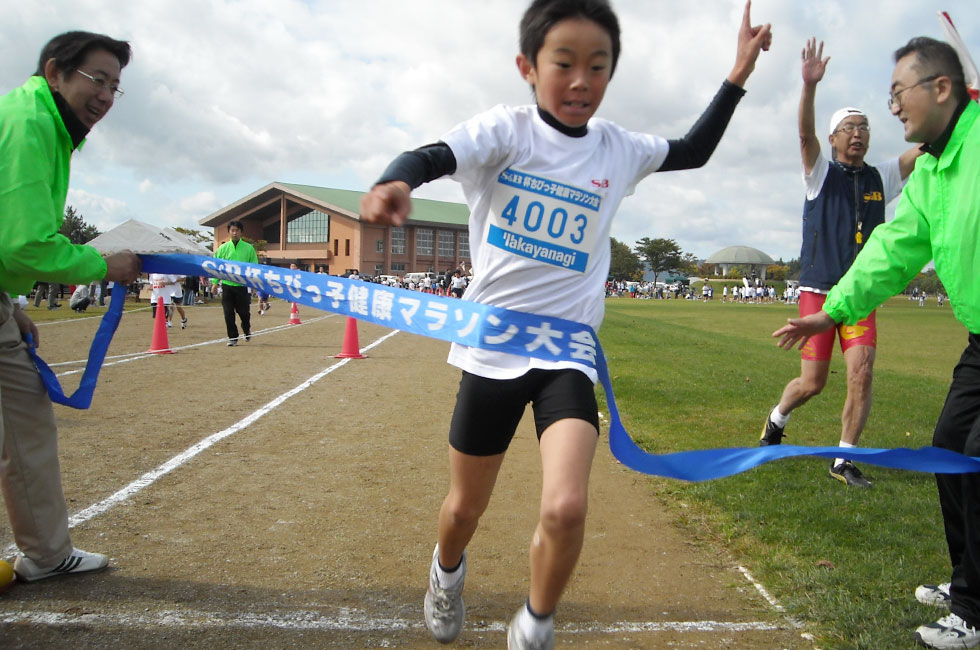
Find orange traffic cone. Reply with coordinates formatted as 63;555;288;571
334;316;367;359
148;296;174;354
288;302;302;325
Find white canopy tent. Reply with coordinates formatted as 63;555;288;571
86;219;211;256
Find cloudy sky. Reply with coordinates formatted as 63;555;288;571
4;0;978;262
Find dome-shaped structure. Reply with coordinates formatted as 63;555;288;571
705;245;775;280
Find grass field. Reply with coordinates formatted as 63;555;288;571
599;294;966;649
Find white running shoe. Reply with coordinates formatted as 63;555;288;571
917;583;952;608
915;613;980;648
423;545;465;644
14;548;108;582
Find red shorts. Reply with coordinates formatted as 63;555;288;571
799;291;876;361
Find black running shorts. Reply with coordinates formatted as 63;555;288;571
448;369;600;456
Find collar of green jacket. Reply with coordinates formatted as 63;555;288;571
922;97;973;159
920;100;979;174
50;87;90;150
24;76;89;152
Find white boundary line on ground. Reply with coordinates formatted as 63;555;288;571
46;314;336;371
33;304;153;325
3;328;398;556
0;609;788;635
738;565;804;630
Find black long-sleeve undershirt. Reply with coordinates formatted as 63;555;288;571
660;80;745;171
374;80;746;189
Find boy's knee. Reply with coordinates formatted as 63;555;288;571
444;497;485;528
540;495;587;534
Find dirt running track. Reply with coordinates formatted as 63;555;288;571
0;301;808;648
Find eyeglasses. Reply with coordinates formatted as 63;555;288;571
835;123;870;135
888;75;939;110
75;69;124;98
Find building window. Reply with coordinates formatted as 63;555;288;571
334;239;339;256
345;239;350;256
459;232;469;258
391;262;406;271
416;228;434;256
286;209;330;243
374;263;383;274
391;227;406;255
438;230;455;257
376;238;384;253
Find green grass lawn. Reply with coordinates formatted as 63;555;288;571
600;295;965;649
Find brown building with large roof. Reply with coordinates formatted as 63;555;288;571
199;182;471;277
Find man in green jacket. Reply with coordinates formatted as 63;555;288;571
0;31;141;582
212;220;258;346
774;37;980;649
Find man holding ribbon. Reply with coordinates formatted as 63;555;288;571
0;31;141;582
774;36;980;649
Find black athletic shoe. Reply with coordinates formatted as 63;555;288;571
759;409;785;446
829;461;872;488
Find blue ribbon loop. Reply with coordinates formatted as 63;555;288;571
29;253;980;480
26;282;127;409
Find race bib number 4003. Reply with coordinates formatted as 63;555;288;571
489;168;601;273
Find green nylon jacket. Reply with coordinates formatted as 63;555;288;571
0;76;107;296
212;238;259;287
824;100;980;334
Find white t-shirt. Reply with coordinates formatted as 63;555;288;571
800;150;905;295
149;273;178;305
442;104;670;381
803;149;903;201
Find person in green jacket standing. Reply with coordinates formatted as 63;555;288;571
0;31;141;582
212;220;258;346
773;37;980;649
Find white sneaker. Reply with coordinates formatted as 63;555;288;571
917;583;952;608
166;320;172;328
915;613;980;649
14;548;108;582
423;545;465;643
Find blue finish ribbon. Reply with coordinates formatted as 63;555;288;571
36;253;980;480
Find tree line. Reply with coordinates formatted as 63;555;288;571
609;237;944;295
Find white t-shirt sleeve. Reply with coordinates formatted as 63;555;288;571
803;149;829;200
876;156;905;203
619;128;670;196
442;105;520;187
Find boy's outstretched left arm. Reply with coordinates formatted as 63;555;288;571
727;0;772;88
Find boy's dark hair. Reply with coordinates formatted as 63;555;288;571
228;220;245;231
894;36;970;106
519;0;621;77
34;31;131;77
